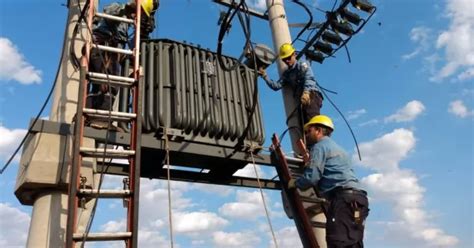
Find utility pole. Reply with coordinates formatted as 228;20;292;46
15;1;97;247
265;0;327;246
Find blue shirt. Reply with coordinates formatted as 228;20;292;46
262;60;321;93
295;136;360;193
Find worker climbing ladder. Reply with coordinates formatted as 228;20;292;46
65;0;144;247
271;134;327;248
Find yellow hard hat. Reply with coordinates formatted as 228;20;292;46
279;43;295;59
141;0;154;17
304;115;334;131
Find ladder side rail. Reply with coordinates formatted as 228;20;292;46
271;134;320;248
66;60;89;248
126;1;143;247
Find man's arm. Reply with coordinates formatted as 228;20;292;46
259;68;284;91
295;144;325;190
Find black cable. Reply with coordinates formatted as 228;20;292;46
291;0;313;45
0;1;74;174
318;82;361;160
216;0;252;72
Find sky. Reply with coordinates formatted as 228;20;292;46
0;0;473;247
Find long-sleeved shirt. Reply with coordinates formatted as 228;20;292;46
295;136;360;193
93;2;157;46
262;60;321;94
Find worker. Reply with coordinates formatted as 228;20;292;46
289;115;369;247
86;0;159;129
259;43;323;124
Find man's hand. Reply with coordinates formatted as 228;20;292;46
301;91;311;105
288;178;297;189
258;68;267;78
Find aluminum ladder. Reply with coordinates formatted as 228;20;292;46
271;134;327;248
65;0;144;247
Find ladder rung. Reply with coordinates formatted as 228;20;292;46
80;147;135;158
93;44;133;55
78;189;131;198
285;156;304;164
88;72;136;87
83;108;136;121
73;232;132;241
300;196;327;204
95;12;134;24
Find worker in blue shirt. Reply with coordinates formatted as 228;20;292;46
259;43;323;123
86;0;158;129
289;115;369;247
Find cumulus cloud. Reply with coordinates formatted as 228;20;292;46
347;108;367;120
0;203;30;247
448;100;473;118
355;129;459;246
430;0;474;82
402;27;432;60
0;125;27;163
0;37;42;84
384;100;425;123
219;190;272;220
212;231;261;248
274;226;303;248
173;211;228;234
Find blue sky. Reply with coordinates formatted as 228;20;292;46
0;0;473;247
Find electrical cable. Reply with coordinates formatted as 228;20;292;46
0;0;75;174
291;0;313;45
318;82;362;160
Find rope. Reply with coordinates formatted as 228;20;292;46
249;148;279;248
164;128;175;248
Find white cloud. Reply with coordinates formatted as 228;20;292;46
355;129;459;246
0;37;42;84
0;203;30;247
247;0;267;11
101;219;126;232
402;27;432;60
431;0;474;82
0;125;27;163
218;190;271;220
173;211;228;234
448;100;473;118
233;163;267;178
212;231;261;248
274;226;303;248
384;100;426;123
347;108;367;120
190;183;234;197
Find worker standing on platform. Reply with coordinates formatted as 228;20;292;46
86;0;159;129
289;115;369;247
259;43;323;124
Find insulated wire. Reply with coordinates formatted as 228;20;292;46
0;1;75;174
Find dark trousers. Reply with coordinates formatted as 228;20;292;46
86;37;122;111
302;91;323;123
325;189;369;248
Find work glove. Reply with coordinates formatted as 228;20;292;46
301;91;311;106
258;68;267;78
288;178;297;189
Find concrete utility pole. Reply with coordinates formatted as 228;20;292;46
265;0;327;246
15;0;97;247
